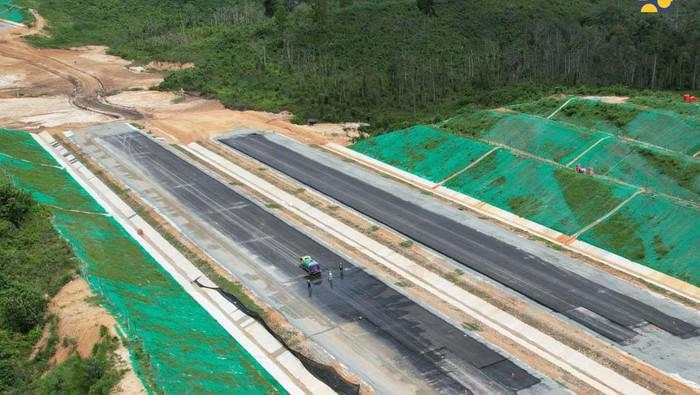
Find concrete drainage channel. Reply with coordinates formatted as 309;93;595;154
193;278;361;394
33;131;334;395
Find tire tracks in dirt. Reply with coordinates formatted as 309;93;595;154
0;40;142;119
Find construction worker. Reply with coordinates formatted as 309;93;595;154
339;262;344;279
328;270;333;288
307;279;312;297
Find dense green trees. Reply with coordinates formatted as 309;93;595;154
19;0;699;130
416;0;435;16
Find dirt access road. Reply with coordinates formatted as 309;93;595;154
0;13;140;119
0;12;355;144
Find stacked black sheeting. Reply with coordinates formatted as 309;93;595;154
102;131;540;393
221;133;698;344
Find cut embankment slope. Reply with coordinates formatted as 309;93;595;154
352;125;699;286
0;128;285;394
0;0;23;23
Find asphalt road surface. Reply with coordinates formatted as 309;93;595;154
221;133;698;345
102;131;541;394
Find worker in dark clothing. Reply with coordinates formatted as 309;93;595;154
307;279;312;297
338;262;344;279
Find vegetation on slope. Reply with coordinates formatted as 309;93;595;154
0;182;123;394
17;0;700;131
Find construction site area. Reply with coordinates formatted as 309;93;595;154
1;5;699;395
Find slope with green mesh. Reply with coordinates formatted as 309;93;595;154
0;128;284;394
544;98;700;156
351;125;493;182
442;148;636;235
443;111;608;164
0;0;22;23
353;125;698;285
580;194;700;285
625;110;700;156
574;139;700;202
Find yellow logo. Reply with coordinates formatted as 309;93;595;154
640;0;674;13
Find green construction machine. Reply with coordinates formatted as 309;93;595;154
299;255;321;275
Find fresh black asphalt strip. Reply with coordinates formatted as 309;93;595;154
221;133;698;345
101;131;541;393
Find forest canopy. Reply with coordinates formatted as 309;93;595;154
18;0;700;129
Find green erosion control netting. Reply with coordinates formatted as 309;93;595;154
574;138;700;202
580;194;700;285
443;111;608;164
553;99;640;134
442;148;637;235
508;97;568;117
0;128;57;166
542;98;700;156
351;125;492;182
625;110;700;156
356;125;698;284
0;0;22;23
0;129;284;394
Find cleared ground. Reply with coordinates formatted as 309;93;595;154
221;133;698;345
97;127;542;394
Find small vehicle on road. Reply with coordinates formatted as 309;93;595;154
299;255;321;275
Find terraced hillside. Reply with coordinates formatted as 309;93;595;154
352;98;700;285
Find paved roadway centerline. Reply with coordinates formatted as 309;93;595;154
220;133;698;344
101;130;541;394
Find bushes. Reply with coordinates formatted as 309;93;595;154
0;183;123;393
0;285;45;333
0;183;35;227
36;330;123;395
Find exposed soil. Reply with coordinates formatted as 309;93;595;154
145;60;195;71
106;90;356;145
32;278;145;395
582;95;630;104
0;17;355;146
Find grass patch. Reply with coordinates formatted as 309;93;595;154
652;234;671;259
443;110;501;138
399;239;413;248
265;202;281;209
553;168;627;227
588;211;645;261
557;99;640;129
507;195;543;218
445;268;464;284
638;148;699;194
394;280;412;288
461;321;482;331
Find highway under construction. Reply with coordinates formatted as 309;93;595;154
97;128;541;394
221;133;697;344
